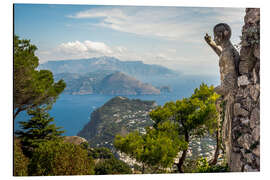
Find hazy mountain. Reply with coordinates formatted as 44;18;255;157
38;56;177;79
54;71;160;95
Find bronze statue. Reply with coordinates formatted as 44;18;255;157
204;23;239;96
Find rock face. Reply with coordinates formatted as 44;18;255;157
63;136;88;145
222;8;260;172
77;96;157;150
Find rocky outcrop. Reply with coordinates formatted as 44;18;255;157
222;8;260;172
63;136;88;145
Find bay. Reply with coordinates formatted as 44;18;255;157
14;75;219;136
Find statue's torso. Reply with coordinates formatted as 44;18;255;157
219;46;238;82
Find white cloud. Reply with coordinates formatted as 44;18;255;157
57;40;113;56
68;7;245;42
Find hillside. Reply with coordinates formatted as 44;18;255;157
54;71;160;95
97;72;160;95
77;96;157;150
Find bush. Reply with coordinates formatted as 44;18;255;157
195;158;228;173
94;158;132;175
28;140;95;175
14;138;29;176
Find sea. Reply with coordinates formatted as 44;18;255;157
14;76;219;136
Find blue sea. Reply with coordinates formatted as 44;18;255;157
14;76;219;136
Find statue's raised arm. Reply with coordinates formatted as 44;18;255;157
204;33;222;57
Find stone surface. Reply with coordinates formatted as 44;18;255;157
230;152;242;172
252;145;260;157
237;134;252;150
63;136;88;145
238;75;250;86
243;164;258;172
240;118;250;126
252;126;260;142
250;108;260;129
234;103;249;117
250;84;260;101
244;153;254;164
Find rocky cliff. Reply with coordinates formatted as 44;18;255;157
222;8;260;172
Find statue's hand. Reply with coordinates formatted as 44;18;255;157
204;33;212;44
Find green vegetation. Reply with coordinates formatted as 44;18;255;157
114;121;187;173
94;158;132;175
194;158;228;173
14;35;66;119
14;138;29;176
15;107;65;157
115;83;220;173
28;140;95;175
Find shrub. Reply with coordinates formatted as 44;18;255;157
28;140;94;175
14;138;29;176
94;158;132;175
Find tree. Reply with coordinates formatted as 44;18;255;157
13;35;66;118
149;83;219;173
14;138;29;176
28;140;95;175
114;121;187;173
94;158;132;175
15;107;65;157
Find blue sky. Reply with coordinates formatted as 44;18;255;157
14;4;245;76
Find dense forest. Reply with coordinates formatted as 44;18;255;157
14;35;229;176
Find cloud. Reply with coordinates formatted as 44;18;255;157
68;6;245;42
58;40;113;55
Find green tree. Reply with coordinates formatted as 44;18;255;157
14;35;65;118
14;138;29;176
28;140;95;175
149;83;219;173
94;158;132;175
15;107;65;157
114;121;187;173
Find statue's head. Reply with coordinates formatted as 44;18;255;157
213;23;231;45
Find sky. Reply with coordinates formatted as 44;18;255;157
14;4;245;76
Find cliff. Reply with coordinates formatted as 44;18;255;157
222;8;260;172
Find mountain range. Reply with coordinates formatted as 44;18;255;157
39;56;176;95
39;56;177;79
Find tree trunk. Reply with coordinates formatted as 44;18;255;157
210;130;220;165
177;132;189;173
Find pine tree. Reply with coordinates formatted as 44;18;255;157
13;35;66;119
15;107;65;157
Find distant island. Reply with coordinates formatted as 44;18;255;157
54;71;161;95
77;96;157;150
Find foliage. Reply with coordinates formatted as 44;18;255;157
94;158;132;175
15;107;65;157
28;140;95;176
88;147;114;159
14;138;29;176
194;157;228;173
13;35;66;118
149;83;219;172
114;121;187;172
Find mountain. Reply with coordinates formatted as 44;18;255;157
97;72;160;95
77;96;157;150
54;71;160;95
38;56;177;79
